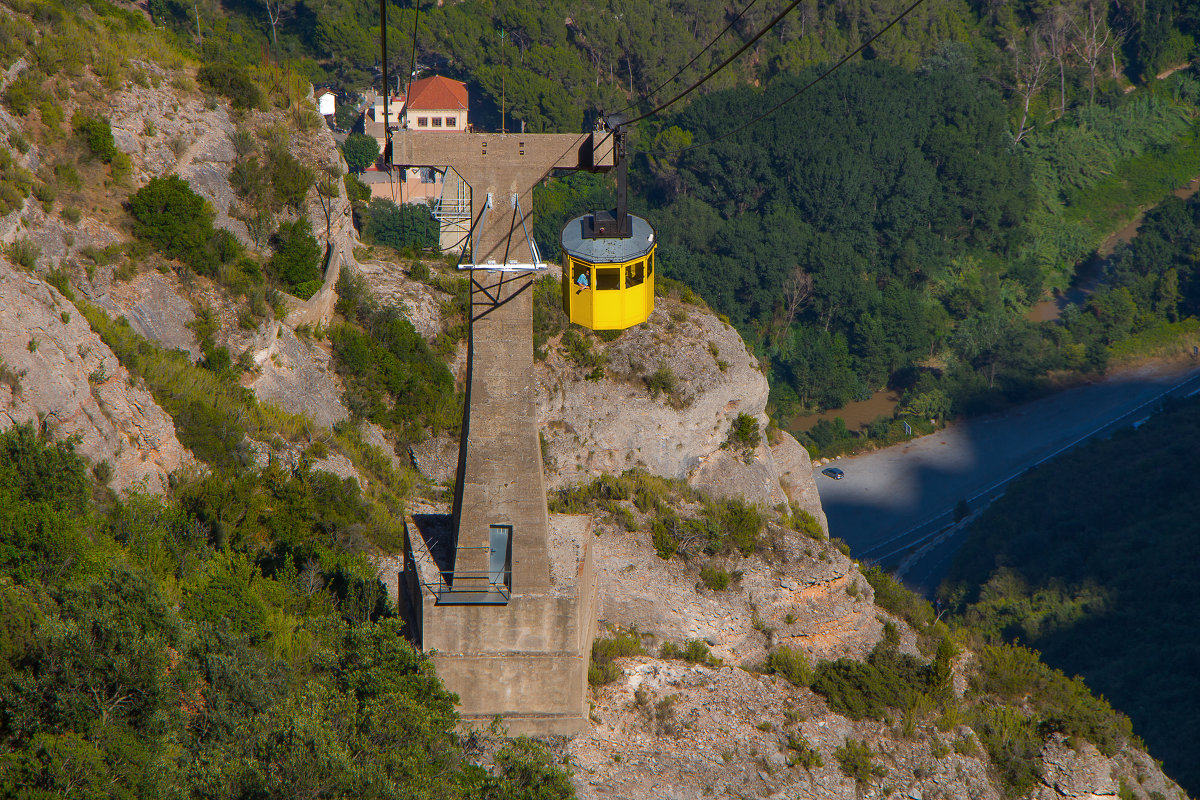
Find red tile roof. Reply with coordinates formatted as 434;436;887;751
406;76;468;111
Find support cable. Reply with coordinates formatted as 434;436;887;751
612;0;762;116
645;0;928;156
621;0;806;126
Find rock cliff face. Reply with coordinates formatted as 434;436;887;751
570;660;1176;800
0;258;192;493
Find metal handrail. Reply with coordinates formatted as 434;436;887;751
410;542;512;604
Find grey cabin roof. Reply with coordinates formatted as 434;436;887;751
560;214;655;264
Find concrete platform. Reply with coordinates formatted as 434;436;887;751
400;513;597;735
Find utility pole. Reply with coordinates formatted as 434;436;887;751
499;27;507;134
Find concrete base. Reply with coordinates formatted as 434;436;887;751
401;513;597;735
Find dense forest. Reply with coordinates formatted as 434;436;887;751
941;393;1200;794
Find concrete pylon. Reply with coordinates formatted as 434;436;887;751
393;130;611;733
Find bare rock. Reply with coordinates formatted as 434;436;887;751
691;440;788;508
1034;736;1118;799
91;269;200;359
409;434;458;483
539;301;768;493
355;257;448;340
570;656;1001;800
0;258;193;493
771;430;828;533
250;323;349;429
592;522;882;666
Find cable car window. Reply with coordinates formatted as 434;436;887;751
596;268;620;290
626;260;644;287
572;261;590;288
647;251;654;275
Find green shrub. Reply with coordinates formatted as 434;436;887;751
344;172;371;204
707;498;763;556
197;61;263;109
651;521;679;559
968;705;1042;798
787;504;825;539
4;239;39;269
810;641;936;720
862;566;935;630
361;198;438;251
268;218;322;294
646;363;677;397
491;737;576;798
127;176;220;276
265;145;314;209
786;733;823;768
341;133;380;174
660;638;719;666
589;629;643;685
972;643;1133;757
71;113;117;163
699;564;731;590
44;268;74;300
329;300;459;444
560;328;607;374
3;71;43;116
834;738;885;785
31;182;55;205
725;412;761;450
765;647;813;687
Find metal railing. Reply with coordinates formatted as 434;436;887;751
413;544;512;605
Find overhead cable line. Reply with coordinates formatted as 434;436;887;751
621;0;806;126
612;0;762;116
406;0;421;96
645;0;929;157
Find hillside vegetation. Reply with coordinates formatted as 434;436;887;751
0;424;572;798
943;394;1200;794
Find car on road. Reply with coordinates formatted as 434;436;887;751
822;467;845;480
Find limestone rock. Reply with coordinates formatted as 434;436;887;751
591;521;882;667
91;269;201;360
539;302;768;491
354;257;449;340
569;656;1001;800
250;323;349;429
0;258;193;494
409;434;458;483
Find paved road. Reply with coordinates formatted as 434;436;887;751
814;359;1200;596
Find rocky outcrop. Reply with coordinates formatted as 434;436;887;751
567;654;1185;800
353;256;451;340
250;321;349;429
91;269;201;360
537;301;768;488
0;258;193;493
591;521;883;667
570;658;1002;800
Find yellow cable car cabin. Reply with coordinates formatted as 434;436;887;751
560;212;656;331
